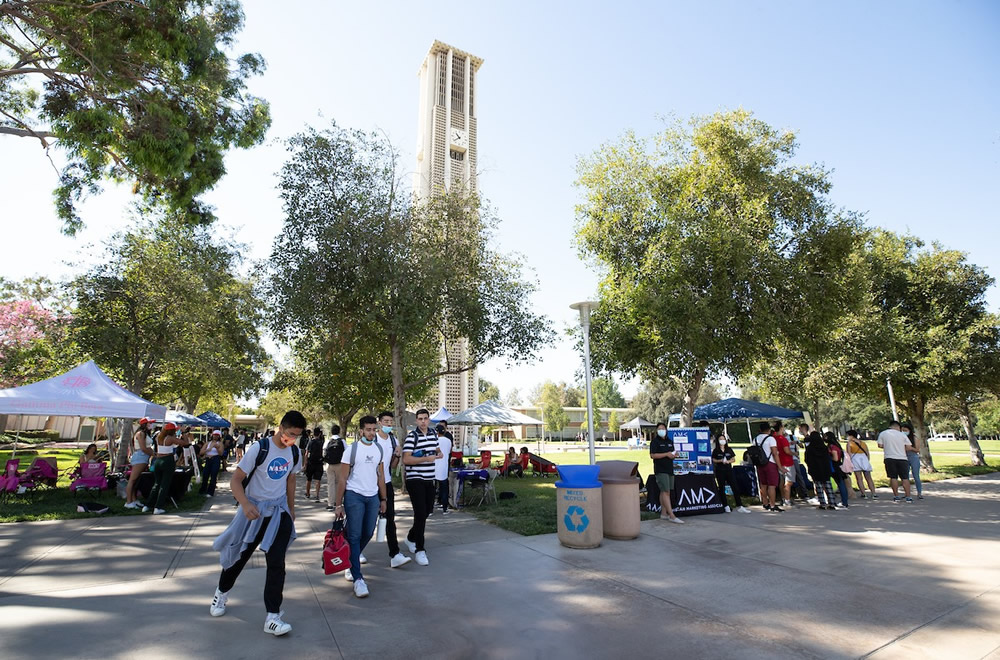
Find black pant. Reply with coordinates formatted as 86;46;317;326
144;454;175;510
715;467;743;508
384;485;400;557
218;513;293;614
405;479;436;551
199;455;220;495
437;478;450;511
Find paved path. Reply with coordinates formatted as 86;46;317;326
0;473;998;659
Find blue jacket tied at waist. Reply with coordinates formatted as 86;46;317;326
213;495;296;569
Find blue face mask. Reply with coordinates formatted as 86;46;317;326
381;425;393;435
657;429;667;438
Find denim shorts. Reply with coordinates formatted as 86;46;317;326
130;450;150;466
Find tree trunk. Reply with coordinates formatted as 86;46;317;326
680;368;705;427
390;338;406;439
907;394;937;472
181;396;200;415
959;399;988;466
812;398;821;431
115;420;133;470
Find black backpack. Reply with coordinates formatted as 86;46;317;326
242;441;300;490
323;438;345;465
746;435;770;468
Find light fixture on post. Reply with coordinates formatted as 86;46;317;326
570;300;599;465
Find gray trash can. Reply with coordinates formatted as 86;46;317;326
555;465;603;548
597;460;641;540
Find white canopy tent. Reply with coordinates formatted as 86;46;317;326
0;361;166;459
620;415;656;446
447;400;543;426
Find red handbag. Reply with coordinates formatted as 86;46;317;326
322;520;351;575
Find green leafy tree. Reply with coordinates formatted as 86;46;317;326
822;231;1000;470
533;381;569;438
503;387;523;407
0;0;271;234
265;122;553;434
633;378;721;424
71;214;267;463
479;377;500;402
257;386;326;430
591;376;625;408
0;277;77;388
608;410;621;440
576;110;861;425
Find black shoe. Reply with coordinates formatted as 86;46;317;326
826;505;837;510
772;507;784;512
763;505;772;511
816;506;826;510
325;505;333;510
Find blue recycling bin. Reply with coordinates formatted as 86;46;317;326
555;465;603;548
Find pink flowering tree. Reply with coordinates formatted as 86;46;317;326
0;299;69;388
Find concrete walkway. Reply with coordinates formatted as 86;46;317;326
0;473;998;659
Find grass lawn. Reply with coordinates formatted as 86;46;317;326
461;446;997;536
0;449;206;523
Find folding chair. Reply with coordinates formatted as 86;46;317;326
20;457;59;491
70;462;109;497
473;469;498;506
1;459;22;501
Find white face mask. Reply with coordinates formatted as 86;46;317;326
719;439;727;446
657;429;666;438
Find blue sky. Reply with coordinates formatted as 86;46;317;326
2;0;998;402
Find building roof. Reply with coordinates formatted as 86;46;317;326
419;40;484;74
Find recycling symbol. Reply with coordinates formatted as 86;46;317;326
564;505;590;533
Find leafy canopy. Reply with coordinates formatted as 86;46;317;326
0;0;270;234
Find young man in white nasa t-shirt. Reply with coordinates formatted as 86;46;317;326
210;410;304;637
335;415;387;598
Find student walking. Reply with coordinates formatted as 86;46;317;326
402;409;443;565
304;427;325;502
901;423;924;499
434;422;453;514
335;416;388;597
650;422;683;523
846;430;877;499
711;432;750;514
143;422;190;514
210;411;304;636
375;411;411;569
323;426;345;511
753;423;782;512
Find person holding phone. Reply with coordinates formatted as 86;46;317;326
402;408;443;565
711;432;750;513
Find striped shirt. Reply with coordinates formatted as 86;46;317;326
403;429;439;481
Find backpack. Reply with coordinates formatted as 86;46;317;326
242;441;299;490
746;435;770;468
323;438;345;465
347;440;384;476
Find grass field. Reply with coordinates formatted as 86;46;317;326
0;449;206;523
462;446;997;536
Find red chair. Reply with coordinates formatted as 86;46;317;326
479;450;492;470
450;450;464;469
498;452;512;477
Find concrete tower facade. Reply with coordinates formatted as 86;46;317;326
414;41;483;421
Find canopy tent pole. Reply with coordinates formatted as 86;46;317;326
746;418;751;443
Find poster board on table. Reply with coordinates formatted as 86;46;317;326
667;427;714;476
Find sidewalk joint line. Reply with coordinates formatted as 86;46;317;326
301;563;345;658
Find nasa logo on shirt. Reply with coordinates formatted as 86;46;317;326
266;457;290;480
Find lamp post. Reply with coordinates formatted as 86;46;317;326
886;378;899;422
571;301;599;465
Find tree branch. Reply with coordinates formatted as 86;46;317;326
0;124;57;146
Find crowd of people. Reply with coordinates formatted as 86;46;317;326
207;408;458;636
650;419;927;520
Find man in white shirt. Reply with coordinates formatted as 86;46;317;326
877;420;913;503
434;422;454;514
753;423;782;512
334;416;387;598
375;411;411;568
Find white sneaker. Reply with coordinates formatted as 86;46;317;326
141;506;150;513
153;508;166;515
209;588;228;617
737;506;751;514
404;539;416;554
724;505;731;513
344;570;354;582
390;553;412;568
124;501;139;509
264;611;292;636
415;551;429;566
359;553;368;565
669;517;685;524
353;578;369;598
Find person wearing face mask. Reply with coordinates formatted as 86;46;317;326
712;432;751;513
649;422;683;523
375;410;411;569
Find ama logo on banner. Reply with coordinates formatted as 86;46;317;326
266;457;290;480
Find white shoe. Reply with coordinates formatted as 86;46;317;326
209;588;228;617
724;505;731;513
141;506;150;513
405;539;416;554
390;553;412;568
153;508;166;515
415;551;429;566
264;611;291;636
124;501;139;509
669;517;685;524
344;570;354;582
359;553;368;565
353;579;369;598
737;506;751;514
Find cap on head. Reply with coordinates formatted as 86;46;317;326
212;430;222;436
139;418;150;425
163;422;178;432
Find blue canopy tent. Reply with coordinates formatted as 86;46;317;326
430;407;452;423
197;411;231;428
693;397;804;442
